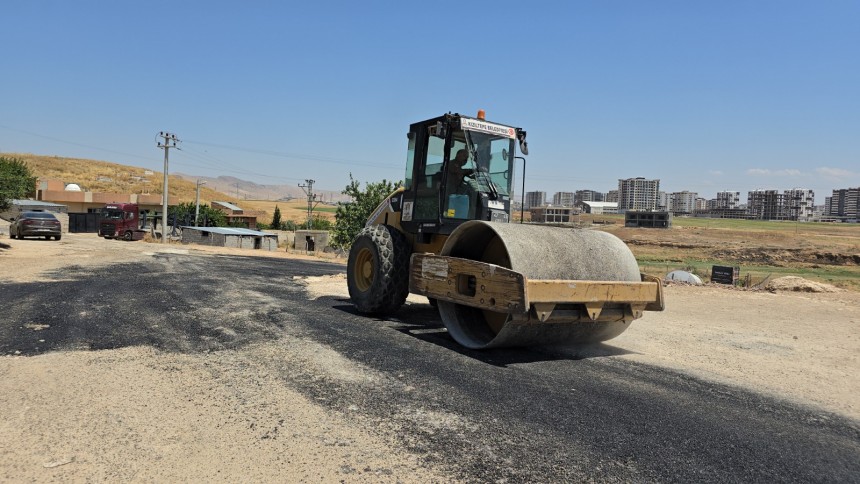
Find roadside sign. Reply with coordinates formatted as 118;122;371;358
711;265;739;285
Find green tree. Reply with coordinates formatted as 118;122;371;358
0;156;37;211
309;215;333;230
331;174;400;248
271;205;282;229
168;201;226;227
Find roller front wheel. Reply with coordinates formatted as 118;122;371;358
347;225;410;314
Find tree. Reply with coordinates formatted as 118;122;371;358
0;156;37;211
309;215;333;231
331;174;400;248
168;201;226;227
271;205;282;229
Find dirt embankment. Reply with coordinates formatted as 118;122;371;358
623;239;860;267
711;248;860;266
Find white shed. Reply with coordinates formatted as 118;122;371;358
181;226;279;251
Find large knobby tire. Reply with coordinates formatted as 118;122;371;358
123;231;133;241
347;225;411;314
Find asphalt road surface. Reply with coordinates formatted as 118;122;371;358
2;252;858;482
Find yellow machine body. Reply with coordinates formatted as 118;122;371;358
347;113;663;349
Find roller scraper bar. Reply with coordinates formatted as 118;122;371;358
409;254;664;322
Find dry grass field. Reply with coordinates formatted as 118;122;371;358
594;215;860;291
238;199;338;224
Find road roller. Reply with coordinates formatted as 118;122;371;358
347;111;663;349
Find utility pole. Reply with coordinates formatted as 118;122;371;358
195;179;207;226
157;131;179;244
298;179;317;229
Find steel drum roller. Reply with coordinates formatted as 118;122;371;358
436;221;643;349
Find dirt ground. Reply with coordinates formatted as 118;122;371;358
304;275;860;422
1;230;859;481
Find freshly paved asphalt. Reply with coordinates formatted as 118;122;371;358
2;252;858;482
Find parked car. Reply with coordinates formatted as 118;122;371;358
9;212;62;240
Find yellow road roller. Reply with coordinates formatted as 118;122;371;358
347;111;663;349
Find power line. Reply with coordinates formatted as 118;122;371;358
174;146;306;183
0;123;395;191
182;139;399;169
0;123;154;162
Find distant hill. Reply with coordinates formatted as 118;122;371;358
173;173;349;203
3;152;344;224
3;152;348;204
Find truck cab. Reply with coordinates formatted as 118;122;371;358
99;203;145;241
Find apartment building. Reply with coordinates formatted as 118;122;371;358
552;191;575;207
668;191;698;214
784;188;815;221
716;191;741;209
747;189;786;220
826;187;860;219
525;191;546;210
618;177;660;212
574;189;604;204
657;191;668;211
605;190;619;203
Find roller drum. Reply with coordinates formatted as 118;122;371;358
436;221;641;349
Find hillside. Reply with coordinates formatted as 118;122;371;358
6;152;229;203
173;173;348;204
3;152;339;223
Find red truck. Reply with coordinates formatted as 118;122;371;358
98;203;149;241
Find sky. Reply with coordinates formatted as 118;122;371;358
1;1;858;202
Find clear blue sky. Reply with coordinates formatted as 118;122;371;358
1;1;858;201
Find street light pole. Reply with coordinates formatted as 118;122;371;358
195;179;207;226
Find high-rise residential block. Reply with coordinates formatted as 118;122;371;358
552;191;575;207
716;191;740;209
525;191;546;210
618;177;660;212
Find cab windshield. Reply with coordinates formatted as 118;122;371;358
463;130;515;197
102;210;124;220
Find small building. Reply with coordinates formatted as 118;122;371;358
1;200;70;233
624;211;672;228
181;226;279;251
211;201;260;229
36;178;177;214
294;230;330;252
576;201;618;215
529;206;575;224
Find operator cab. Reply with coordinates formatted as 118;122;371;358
399;111;527;237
